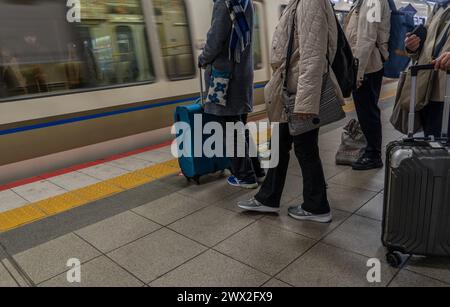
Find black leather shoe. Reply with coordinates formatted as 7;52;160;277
352;156;384;171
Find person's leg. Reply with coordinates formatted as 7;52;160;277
219;114;257;185
225;116;257;184
242;123;293;208
292;128;330;215
352;69;384;170
210;114;230;156
419;101;445;138
241;114;266;179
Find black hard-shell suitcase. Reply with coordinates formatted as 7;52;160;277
383;65;450;267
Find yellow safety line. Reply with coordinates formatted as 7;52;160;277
34;193;87;215
105;172;155;190
0;90;397;233
0;159;181;232
0;205;46;232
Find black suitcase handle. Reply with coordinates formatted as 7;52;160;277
199;67;205;105
410;64;450;76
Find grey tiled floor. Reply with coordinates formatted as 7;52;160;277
0;261;18;287
1;103;450;287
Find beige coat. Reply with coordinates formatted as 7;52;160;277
264;0;341;123
398;6;450;111
344;0;391;80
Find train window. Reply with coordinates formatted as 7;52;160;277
253;4;263;71
0;0;155;102
152;0;195;80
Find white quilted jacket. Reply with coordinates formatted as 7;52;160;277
264;0;341;122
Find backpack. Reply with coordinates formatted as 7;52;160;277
330;14;359;98
383;0;416;78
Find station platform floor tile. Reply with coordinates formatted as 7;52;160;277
0;94;449;287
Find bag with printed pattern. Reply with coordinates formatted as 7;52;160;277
206;68;231;107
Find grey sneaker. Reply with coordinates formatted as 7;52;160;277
238;198;280;213
288;206;332;223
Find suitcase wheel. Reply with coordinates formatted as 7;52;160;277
386;252;403;268
186;175;201;185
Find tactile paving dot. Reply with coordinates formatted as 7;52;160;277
0;205;46;231
162;159;180;169
138;163;180;179
33;193;87;215
73;182;123;201
105;172;155;189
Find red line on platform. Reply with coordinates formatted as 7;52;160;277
0;140;174;192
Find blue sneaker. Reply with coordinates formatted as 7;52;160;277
227;176;258;189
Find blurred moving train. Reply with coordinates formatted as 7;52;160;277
0;0;435;183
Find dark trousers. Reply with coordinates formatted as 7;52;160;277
420;101;450;137
212;114;264;182
255;123;330;215
353;69;384;159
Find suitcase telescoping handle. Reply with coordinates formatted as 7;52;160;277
409;65;450;139
199;67;205;105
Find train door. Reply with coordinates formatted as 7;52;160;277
152;0;196;81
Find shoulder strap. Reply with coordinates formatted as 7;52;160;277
434;23;450;59
387;0;396;12
283;0;300;89
353;0;363;11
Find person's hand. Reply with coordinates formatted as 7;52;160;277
405;33;421;53
198;61;206;69
197;55;207;69
292;113;316;120
432;52;450;71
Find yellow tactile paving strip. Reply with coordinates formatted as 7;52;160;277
0;159;182;232
138;163;181;179
0;89;397;233
34;193;87;215
105;172;155;190
73;182;124;202
162;158;182;169
0;205;47;232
